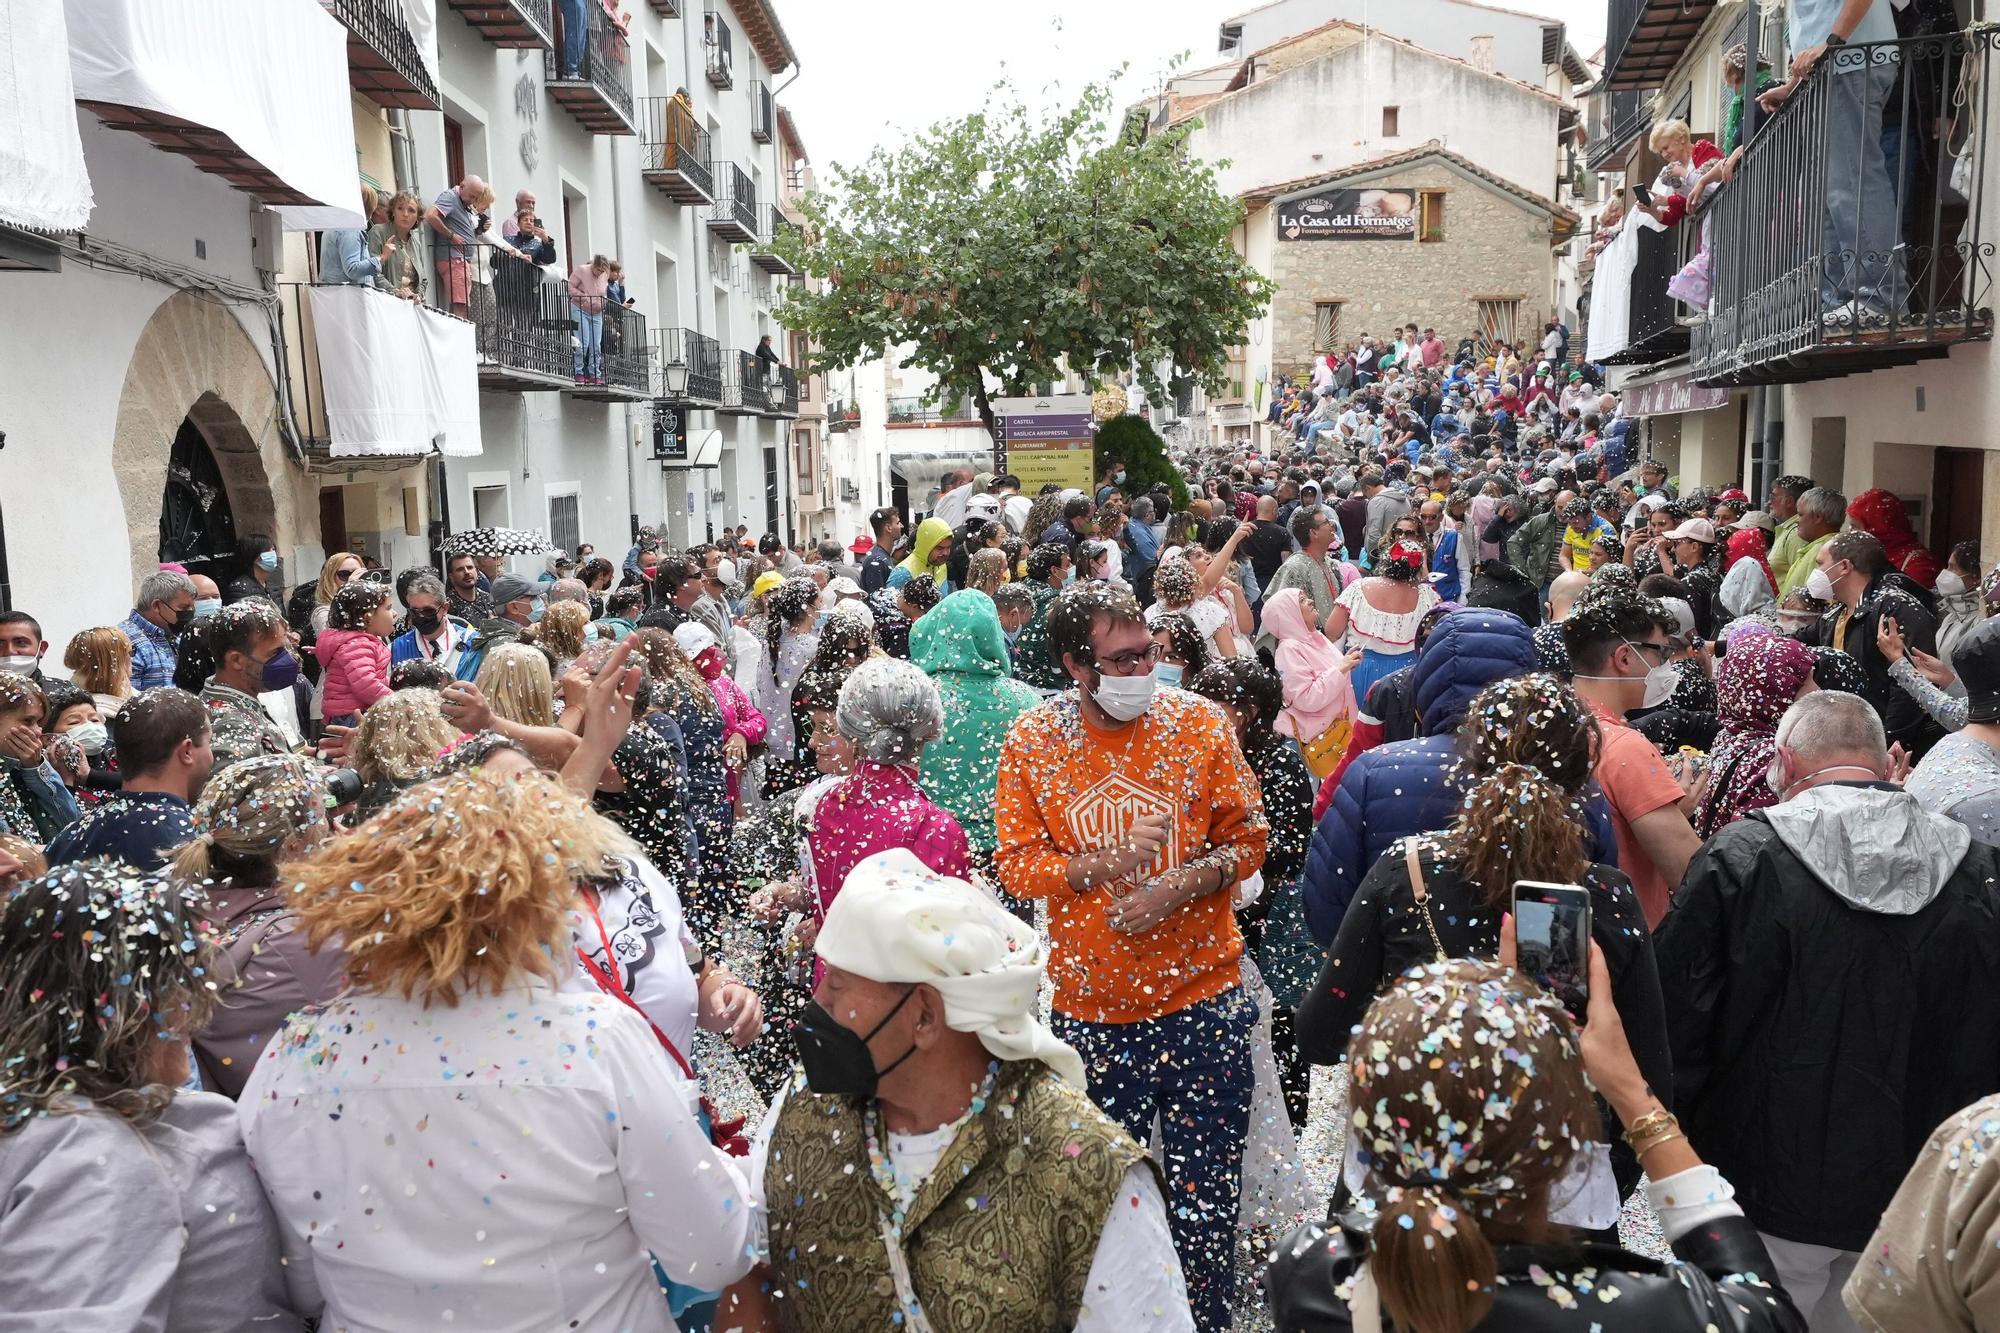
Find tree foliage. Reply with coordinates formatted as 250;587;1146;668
772;73;1274;443
1095;415;1189;512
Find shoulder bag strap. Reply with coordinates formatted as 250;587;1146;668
1404;841;1449;963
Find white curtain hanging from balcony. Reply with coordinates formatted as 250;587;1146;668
310;286;483;459
1585;210;1668;364
399;0;440;95
66;0;364;231
0;0;94;231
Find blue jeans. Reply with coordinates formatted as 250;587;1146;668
1823;58;1907;310
558;0;588;77
573;305;603;377
1053;986;1257;1332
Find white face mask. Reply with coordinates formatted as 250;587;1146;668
0;656;37;676
1937;569;1969;597
1804;566;1838;603
66;721;109;756
1091;669;1158;722
1639;659;1678;709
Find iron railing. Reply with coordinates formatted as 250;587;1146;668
721;350;771;413
431;237;575;387
704;5;734;88
585;299;651;393
1693;31;1994;386
638;97;714;200
764;365;799;417
325;0;442;109
545;0;635;133
711;162;758;239
751;80;775;142
655;327;724;403
1602;0;1714;92
828;398;860;431
751;203;800;274
1584;87;1655;170
441;0;553;49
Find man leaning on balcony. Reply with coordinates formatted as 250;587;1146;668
320;186;395;287
1758;0;1905;330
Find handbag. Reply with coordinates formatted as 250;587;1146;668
1405;842;1449;962
1300;716;1353;780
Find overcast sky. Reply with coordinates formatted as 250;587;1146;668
776;0;1609;178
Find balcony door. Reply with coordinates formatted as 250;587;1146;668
1931;447;1985;558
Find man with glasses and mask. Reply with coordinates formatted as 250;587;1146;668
721;848;1190;1331
199;600;304;778
1564;585;1705;926
995;584;1268;1332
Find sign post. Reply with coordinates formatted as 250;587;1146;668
993;395;1095;497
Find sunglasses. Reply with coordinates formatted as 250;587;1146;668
336;567;361;582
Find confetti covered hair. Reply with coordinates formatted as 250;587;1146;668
1351;959;1598;1333
438;730;536;774
1442;674;1600;908
629;627;720;719
475;642;556;728
351;688;462;788
328;578;392;632
282;770;630;1007
835;656;943;766
1153;612;1214;678
1153;557;1198;608
0;861;219;1134
535;600;590;661
62;626;133;699
172;753;330;886
1375;538;1428;584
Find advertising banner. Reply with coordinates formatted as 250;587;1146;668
994;394;1096;495
1277;187;1417;241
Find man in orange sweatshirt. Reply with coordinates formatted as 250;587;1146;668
995;584;1268;1331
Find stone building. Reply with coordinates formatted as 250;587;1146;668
1250;146;1577;381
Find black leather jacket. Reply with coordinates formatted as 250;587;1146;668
1266;1211;1804;1333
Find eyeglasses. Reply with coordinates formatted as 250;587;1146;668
336;567;360;582
1092;642;1165;676
1621;637;1670;662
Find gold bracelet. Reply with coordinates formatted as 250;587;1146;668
1632;1128;1686;1157
1621;1108;1677;1147
1625;1119;1682;1154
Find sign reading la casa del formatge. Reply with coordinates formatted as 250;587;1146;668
1277;188;1416;241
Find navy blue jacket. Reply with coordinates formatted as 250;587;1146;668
1302;608;1619;944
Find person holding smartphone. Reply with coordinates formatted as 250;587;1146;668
1296;672;1671;1191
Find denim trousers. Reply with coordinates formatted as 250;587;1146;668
1823;57;1907;310
1053;985;1257;1332
558;0;589;77
573;305;604;377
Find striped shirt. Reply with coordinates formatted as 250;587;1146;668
119;609;178;691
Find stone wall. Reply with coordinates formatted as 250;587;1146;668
1267;161;1557;381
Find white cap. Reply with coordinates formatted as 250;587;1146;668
671;623;719;658
1665;517;1718;545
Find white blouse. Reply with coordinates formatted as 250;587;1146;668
239;981;756;1333
1336;580;1440;656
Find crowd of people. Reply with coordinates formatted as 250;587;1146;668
6;330;2000;1332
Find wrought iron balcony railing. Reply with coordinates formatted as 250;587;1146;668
567;299;652;400
544;1;636;135
720;350;772;414
763;364;799;417
639;97;714;203
750;203;800;275
751;80;775;143
708;162;758;242
1692;31;1994;387
324;0;442;110
704;6;734;88
1584;86;1655;171
429;237;576;391
655;327;724;404
441;0;552;50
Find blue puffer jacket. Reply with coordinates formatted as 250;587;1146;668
1301;608;1620;944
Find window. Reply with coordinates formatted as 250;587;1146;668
1419;191;1446;242
1312;301;1342;353
444;116;465;189
1381;106;1400;137
548;493;580;558
1219;22;1243;54
1476;298;1521;348
472;484;510;529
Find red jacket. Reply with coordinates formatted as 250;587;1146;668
315;627;390;718
1654;139;1723;228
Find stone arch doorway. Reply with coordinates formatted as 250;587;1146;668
110;292;309;594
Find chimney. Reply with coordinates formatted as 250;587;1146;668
1470;34;1495;73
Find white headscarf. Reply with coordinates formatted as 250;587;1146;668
816;849;1087;1088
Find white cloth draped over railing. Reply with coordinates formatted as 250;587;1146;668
1585;208;1668;363
310;285;481;459
0;0;93;231
66;0;363;231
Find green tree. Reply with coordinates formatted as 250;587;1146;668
771;73;1273;446
1095;415;1189;511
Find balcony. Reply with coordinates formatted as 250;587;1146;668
324;0;442;110
646;0;680;13
656;327;725;405
566;301;652;401
1584;87;1655;172
887;395;980;426
276;280;482;470
1692;32;1994;387
719;350;771;415
1596;221;1693;365
639;99;715;204
761;365;800;418
544;3;636;135
704;7;735;89
709;163;759;242
442;0;554;49
1602;0;1714;91
827;399;860;432
428;238;577;391
751;80;775;143
751;204;800;275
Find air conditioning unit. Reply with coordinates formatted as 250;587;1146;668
250;206;284;279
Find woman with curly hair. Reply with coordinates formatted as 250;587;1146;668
474;640;556;728
1297;672;1672;1192
239;770;757;1330
348;687;462;817
0;860;295;1327
533;598;591;670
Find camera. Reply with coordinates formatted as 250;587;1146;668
324;767;364;807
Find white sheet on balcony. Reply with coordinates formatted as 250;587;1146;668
0;0;94;231
400;0;439;94
1586;210;1667;364
65;0;364;231
310;285;482;459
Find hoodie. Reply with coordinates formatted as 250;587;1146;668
1656;783;2000;1251
885;516;953;593
314;626;390;719
909;591;1041;854
1300;608;1617;944
1848;486;1943;588
1262;587;1355;744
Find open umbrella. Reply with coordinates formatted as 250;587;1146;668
440;527;559;559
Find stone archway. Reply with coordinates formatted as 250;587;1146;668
109;291;312;590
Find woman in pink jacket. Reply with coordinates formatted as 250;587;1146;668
1263;586;1361;780
315;580;394;727
672;623;766;808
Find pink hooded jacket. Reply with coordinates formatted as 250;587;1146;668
1264;587;1357;742
315;627;390;719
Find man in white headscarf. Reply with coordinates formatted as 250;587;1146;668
722;848;1191;1333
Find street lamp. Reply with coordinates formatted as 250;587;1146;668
662;359;690;399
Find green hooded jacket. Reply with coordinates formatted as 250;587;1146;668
909;590;1041;853
886;516;953;593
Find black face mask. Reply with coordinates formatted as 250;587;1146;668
170;605;196;631
410;609;443;634
793;989;917;1098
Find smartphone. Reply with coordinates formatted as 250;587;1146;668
1512;881;1592;1018
1631;183;1653;206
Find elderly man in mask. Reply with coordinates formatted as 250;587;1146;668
722;848;1190;1332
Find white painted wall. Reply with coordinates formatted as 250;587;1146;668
1223;0;1564;88
1188;36;1562;200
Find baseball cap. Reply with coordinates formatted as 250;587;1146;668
1532;476;1559;493
1736;509;1776;533
489;574;540;606
751;571;786;600
1665;517;1718;545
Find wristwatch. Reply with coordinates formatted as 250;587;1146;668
1825;32;1847;45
